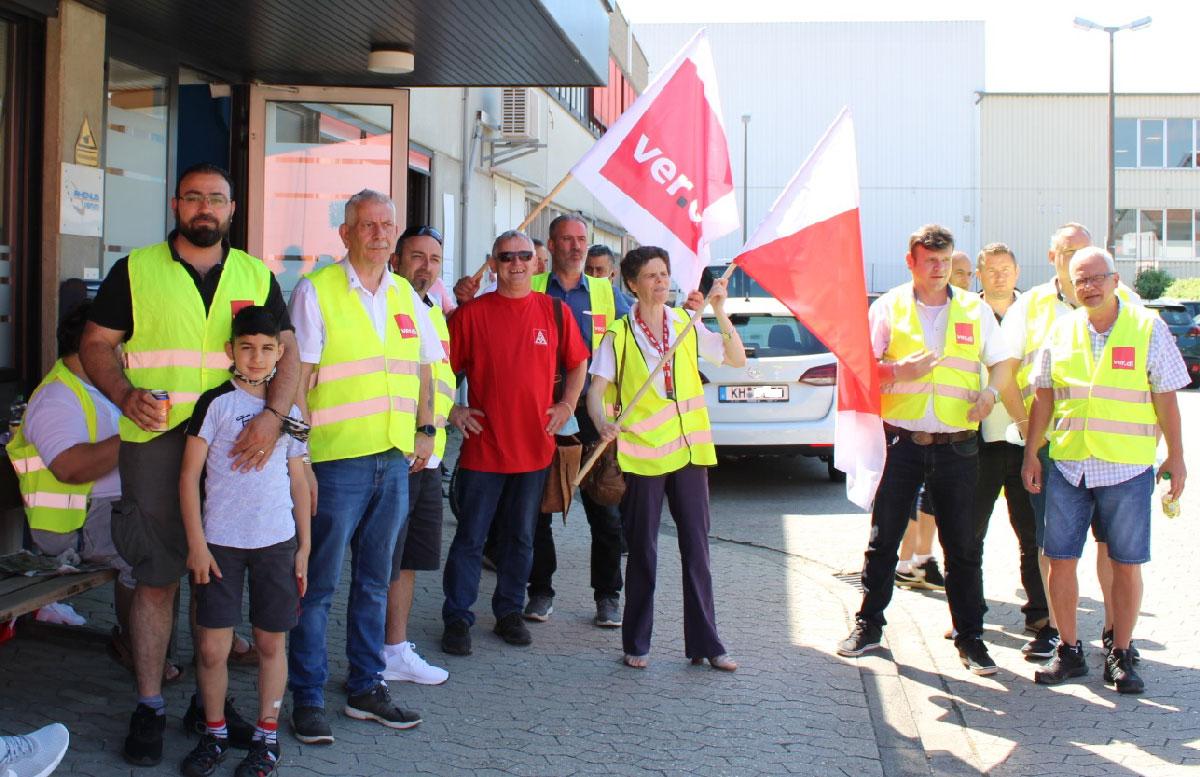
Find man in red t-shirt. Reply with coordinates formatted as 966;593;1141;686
441;229;588;656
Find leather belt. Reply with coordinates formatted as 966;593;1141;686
884;424;976;446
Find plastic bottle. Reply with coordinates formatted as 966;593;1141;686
1161;472;1181;519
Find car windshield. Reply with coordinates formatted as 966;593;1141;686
703;314;829;357
1155;308;1191;326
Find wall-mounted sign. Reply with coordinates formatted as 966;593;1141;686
75;116;99;168
60;163;103;237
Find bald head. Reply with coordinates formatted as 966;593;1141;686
950;251;972;291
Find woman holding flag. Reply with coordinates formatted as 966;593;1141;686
586;246;745;671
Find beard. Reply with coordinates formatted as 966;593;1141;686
177;214;228;248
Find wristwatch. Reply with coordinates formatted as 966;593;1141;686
416;424;437;437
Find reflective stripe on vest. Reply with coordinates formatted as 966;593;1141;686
879;284;983;429
428;305;456;461
530;272;615;351
1048;302;1158;465
121;242;271;442
603;311;716;476
306;263;421;463
4;360;97;533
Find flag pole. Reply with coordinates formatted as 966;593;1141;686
470;172;575;281
574;261;738;486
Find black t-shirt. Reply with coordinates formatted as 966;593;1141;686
89;232;293;339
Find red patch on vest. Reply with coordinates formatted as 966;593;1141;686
1112;346;1135;370
954;322;975;345
394;313;418;339
230;299;253;316
592;313;607;337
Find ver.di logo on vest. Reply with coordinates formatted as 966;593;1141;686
1112;346;1135;370
954;323;974;345
394;313;418;339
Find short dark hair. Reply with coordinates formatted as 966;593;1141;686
395;224;443;255
977;242;1016;266
176;163;235;199
57;299;92;358
908;224;955;256
231;306;280;341
587;244;615;261
620;246;671;288
548;214;587;240
532;237;545;248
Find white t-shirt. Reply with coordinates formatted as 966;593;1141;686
979;291;1019;443
869;285;1015;433
589;304;727;399
187;382;306;549
24;378;121;499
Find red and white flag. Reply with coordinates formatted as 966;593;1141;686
733;109;883;509
571;30;738;294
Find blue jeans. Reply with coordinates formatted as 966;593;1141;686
443;467;548;626
1030;445;1107;547
858;433;984;642
288;450;409;706
1043;463;1153;564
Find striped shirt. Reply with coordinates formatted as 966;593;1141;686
1030;300;1189;487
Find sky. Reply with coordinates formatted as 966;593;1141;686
616;0;1198;93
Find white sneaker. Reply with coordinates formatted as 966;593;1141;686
0;723;69;777
382;642;449;685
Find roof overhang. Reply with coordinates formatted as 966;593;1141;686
87;0;610;87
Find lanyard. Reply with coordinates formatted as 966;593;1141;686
635;310;675;400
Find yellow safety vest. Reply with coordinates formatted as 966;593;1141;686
122;242;271;442
880;284;984;430
307;263;421;463
1048;302;1158;465
603;311;716;476
428;303;456;461
1016;281;1137;412
530;272;615;351
5;361;98;533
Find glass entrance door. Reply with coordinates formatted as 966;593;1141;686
247;86;409;296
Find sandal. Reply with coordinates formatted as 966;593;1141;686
106;626;186;684
227;637;260;666
691;654;738;672
622;653;649;669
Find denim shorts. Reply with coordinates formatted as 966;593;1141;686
1043;463;1153;564
1030;446;1107;547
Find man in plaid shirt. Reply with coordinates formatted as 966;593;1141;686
1022;247;1187;694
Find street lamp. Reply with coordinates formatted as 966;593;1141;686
1074;15;1152;254
741;113;751;243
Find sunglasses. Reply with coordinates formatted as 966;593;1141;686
494;251;534;263
398;225;443;246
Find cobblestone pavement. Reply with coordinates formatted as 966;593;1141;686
1;392;1198;776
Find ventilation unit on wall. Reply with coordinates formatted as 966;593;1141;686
500;87;541;141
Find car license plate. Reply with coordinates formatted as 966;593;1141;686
718;385;789;403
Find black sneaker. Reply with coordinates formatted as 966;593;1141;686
441;619;472;656
836;619;882;657
957;638;998;676
183;693;254;749
494;612;533;646
918;558;946;591
344;684;422;730
1022;625;1061;660
180;733;229;777
1104;648;1144;694
1101;628;1141;664
234;739;280;777
522;594;553;622
594;597;622;628
290;705;333;745
123;703;166;766
1035;641;1088;685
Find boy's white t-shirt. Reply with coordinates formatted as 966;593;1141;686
186;381;306;549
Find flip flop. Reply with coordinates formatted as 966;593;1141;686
227;638;260;666
107;626;186;684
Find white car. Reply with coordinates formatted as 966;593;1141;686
699;295;841;480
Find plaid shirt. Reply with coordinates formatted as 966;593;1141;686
1031;301;1189;487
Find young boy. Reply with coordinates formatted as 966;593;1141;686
179;306;311;777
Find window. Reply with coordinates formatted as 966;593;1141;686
1113;209;1138;259
1139;209;1164;258
1114;118;1137;168
1116;208;1200;261
1166;209;1193;258
1140;119;1164;168
703;314;828;358
1167;119;1194;167
1117;118;1200;168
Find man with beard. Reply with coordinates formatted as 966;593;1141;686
81;163;299;767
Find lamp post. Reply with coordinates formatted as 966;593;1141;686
741;113;751;243
1074;15;1152;255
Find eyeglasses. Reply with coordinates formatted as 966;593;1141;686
398;225;443;245
1072;272;1115;289
179;193;230;208
494;251;534;263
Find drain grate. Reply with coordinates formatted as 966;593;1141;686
833;571;863;592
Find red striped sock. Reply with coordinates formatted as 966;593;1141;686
205;719;228;739
254;719;278;746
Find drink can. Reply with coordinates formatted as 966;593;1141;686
149;389;170;431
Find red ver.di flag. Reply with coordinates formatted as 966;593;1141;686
733;109;884;509
571;30;738;295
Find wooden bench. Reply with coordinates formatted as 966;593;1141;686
0;568;116;623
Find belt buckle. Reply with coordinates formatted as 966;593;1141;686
911;431;933;446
